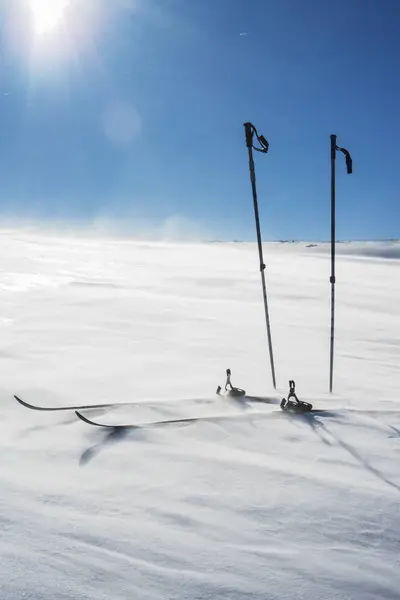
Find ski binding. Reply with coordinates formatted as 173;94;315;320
216;368;246;398
280;380;313;413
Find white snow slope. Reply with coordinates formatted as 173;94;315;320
0;230;399;600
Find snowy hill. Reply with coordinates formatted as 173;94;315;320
1;229;399;599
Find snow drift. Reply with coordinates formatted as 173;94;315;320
0;230;399;599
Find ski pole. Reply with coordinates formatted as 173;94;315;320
244;122;276;390
329;134;352;393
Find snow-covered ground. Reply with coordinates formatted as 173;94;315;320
0;229;399;599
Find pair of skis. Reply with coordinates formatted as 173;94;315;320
13;374;318;431
13;393;279;430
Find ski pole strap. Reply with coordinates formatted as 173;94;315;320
244;122;269;153
336;145;353;174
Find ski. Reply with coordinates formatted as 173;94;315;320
75;407;332;430
13;394;220;413
75;409;281;429
14;393;278;413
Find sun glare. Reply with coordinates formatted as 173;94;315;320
29;0;70;36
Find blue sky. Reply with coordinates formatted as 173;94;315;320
0;0;399;240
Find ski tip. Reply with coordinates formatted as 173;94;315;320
14;395;35;410
75;410;116;428
75;410;93;424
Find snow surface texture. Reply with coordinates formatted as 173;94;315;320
1;230;399;600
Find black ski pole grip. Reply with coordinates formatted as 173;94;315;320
244;122;254;148
330;134;337;160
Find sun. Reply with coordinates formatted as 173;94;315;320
28;0;70;36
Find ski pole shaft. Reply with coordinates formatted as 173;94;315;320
329;135;352;392
329;134;336;393
244;122;276;390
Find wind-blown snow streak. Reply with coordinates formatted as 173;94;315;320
0;230;399;599
306;239;400;260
